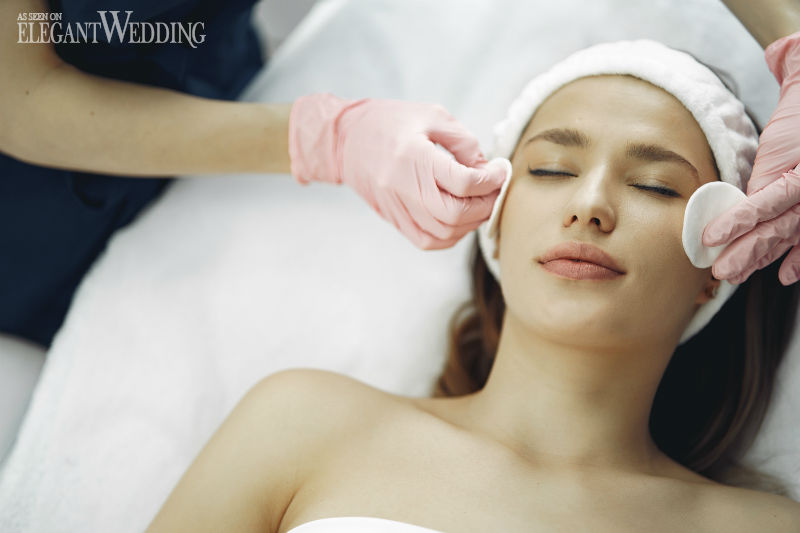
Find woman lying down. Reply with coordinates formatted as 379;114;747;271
146;41;800;532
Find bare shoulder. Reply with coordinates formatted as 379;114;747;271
247;368;413;442
251;367;408;408
146;369;407;533
699;482;800;532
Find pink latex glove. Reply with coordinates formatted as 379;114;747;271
288;93;504;250
703;31;800;286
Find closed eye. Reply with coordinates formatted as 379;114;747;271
528;167;576;177
528;167;680;198
633;184;680;198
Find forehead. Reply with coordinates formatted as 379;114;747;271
515;75;717;180
528;75;689;123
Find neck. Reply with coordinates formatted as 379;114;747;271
460;312;676;474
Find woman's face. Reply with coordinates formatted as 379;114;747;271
497;75;720;349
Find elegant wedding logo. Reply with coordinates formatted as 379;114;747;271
17;10;206;48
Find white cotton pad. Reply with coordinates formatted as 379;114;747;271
485;157;514;236
682;181;747;268
478;157;513;281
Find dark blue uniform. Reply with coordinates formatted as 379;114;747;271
0;0;263;347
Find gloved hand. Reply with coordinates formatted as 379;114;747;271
703;31;800;285
288;93;505;250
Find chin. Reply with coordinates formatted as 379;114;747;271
531;308;613;336
540;317;610;338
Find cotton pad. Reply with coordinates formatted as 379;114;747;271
479;157;513;280
682;181;748;268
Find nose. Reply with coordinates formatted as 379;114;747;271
562;167;616;233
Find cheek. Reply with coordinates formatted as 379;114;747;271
624;202;707;304
627;202;682;266
496;181;557;263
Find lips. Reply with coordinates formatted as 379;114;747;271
538;242;625;280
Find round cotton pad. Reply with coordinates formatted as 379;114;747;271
682;181;747;268
478;157;513;281
484;157;513;237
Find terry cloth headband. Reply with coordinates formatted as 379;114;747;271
476;40;759;344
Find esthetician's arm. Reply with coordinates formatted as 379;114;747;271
1;0;505;250
0;0;290;176
721;0;800;47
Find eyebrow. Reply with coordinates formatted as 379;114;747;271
523;128;590;149
625;143;699;183
522;127;699;183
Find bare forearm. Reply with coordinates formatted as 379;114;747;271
0;0;290;177
721;0;800;48
3;62;291;176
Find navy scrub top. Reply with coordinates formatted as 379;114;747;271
0;0;263;347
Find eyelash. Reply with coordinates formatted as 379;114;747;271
527;168;680;198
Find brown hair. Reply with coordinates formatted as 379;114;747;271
436;236;800;494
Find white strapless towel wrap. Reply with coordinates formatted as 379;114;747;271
287;516;444;533
476;40;759;344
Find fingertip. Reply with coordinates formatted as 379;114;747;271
711;261;725;280
471;155;489;168
702;228;722;247
483;164;508;188
457;152;488;170
702;218;733;247
712;261;740;283
778;268;795;285
702;234;720;248
459;167;504;196
779;264;800;286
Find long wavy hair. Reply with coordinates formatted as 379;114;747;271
435;74;800;494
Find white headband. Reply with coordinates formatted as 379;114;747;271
477;40;759;344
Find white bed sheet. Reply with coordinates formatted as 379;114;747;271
1;1;797;531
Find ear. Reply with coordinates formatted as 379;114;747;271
695;272;721;306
